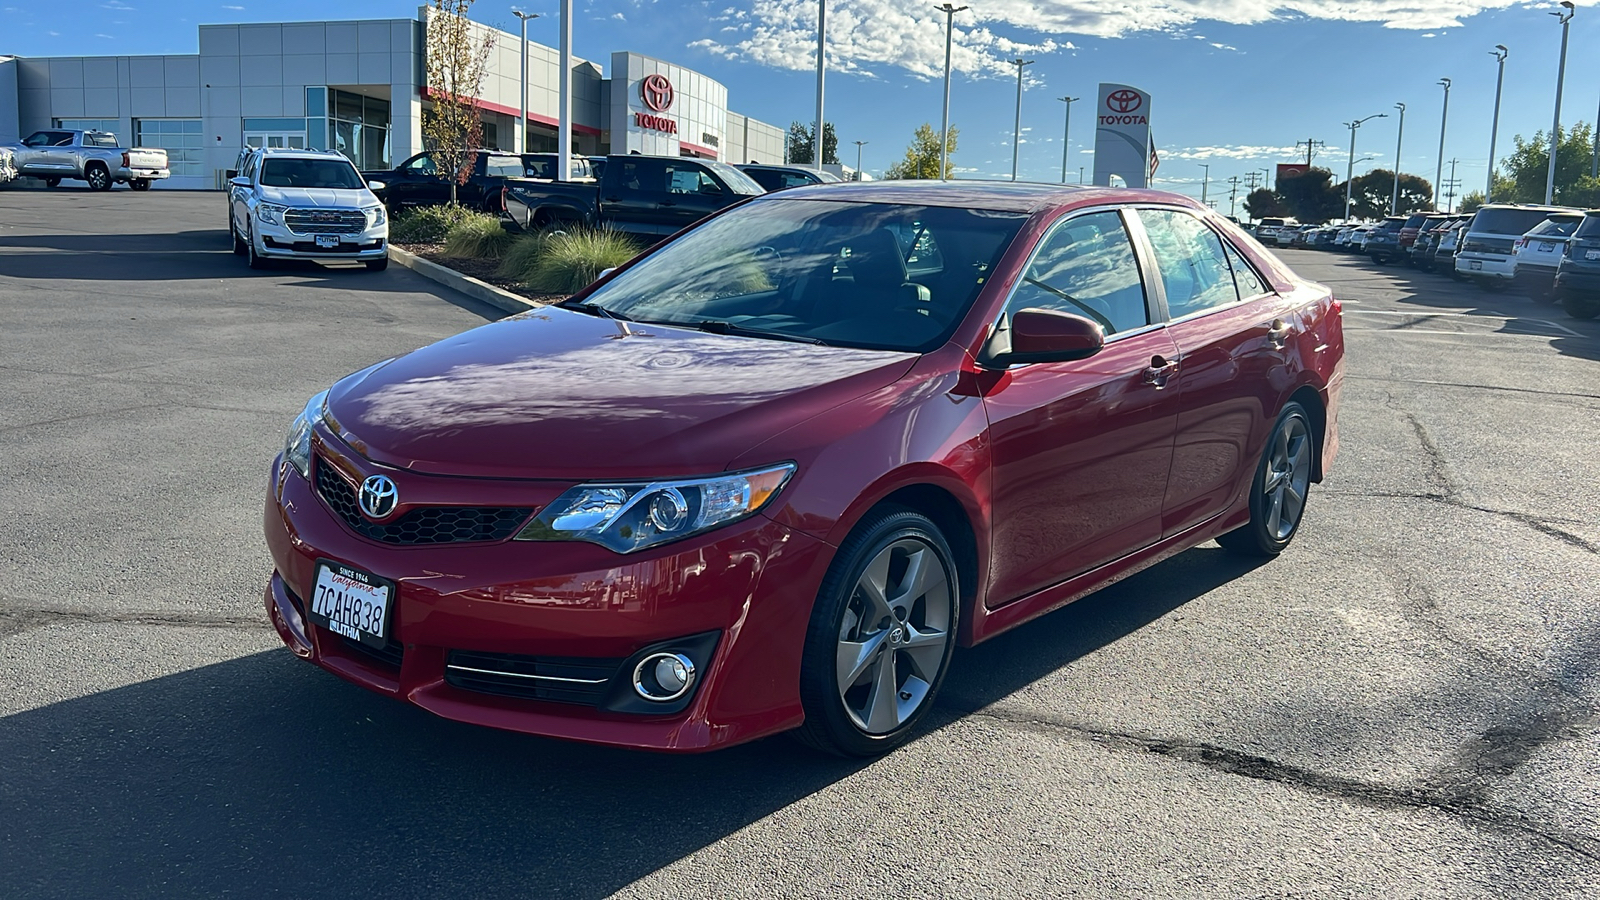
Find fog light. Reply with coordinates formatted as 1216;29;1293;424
632;652;696;702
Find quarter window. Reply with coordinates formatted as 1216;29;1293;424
1221;240;1268;298
1005;210;1150;335
1138;209;1240;317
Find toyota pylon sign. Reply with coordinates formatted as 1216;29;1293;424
1092;83;1153;188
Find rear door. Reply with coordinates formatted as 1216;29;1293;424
1135;207;1297;539
601;157;670;233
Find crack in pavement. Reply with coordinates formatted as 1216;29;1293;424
1345;373;1600;402
949;704;1600;865
0;606;269;639
1321;490;1599;555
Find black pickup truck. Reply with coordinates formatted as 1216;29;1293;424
363;150;594;213
501;154;765;236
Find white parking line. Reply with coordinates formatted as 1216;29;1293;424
1343;310;1582;337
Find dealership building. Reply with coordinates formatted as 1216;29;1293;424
0;8;787;189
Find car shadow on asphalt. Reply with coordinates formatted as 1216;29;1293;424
0;544;1261;899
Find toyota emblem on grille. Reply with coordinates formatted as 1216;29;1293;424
359;475;399;519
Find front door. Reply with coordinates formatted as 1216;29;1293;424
983;209;1181;607
662;161;729;232
601;157;670;234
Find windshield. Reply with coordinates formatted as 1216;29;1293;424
577;198;1027;352
1525;216;1583;238
1470;207;1561;237
259;158;365;190
701;161;765;195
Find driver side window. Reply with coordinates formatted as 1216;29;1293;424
668;165;720;195
1005;210;1150;335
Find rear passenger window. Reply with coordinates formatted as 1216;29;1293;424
1005;210;1150;335
1138;209;1240;317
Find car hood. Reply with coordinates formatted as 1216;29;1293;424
259;186;376;208
323;308;919;479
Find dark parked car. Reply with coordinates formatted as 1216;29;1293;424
737;163;843;192
1364;216;1408;264
1408;215;1453;270
1555;210;1600;319
263;182;1345;757
502;153;764;236
362;149;581;213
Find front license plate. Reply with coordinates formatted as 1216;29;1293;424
309;560;393;648
1470;260;1483;271
315;234;340;249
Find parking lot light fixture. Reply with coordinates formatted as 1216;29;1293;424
512;10;540;156
1058;95;1077;184
1488;46;1508;202
1010;58;1033;182
936;4;969;182
853;140;867;180
1344;113;1387;222
1390;102;1404;215
815;0;827;173
1434;78;1451;210
1546;2;1575;205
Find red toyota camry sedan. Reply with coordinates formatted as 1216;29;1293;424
264;182;1343;756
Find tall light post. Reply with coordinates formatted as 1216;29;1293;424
1009;57;1033;182
853;139;867;180
935;4;968;182
512;9;540;155
1199;162;1209;205
814;0;827;172
557;0;571;180
1546;1;1575;205
1433;78;1450;210
1488;45;1508;201
1390;102;1404;215
1344;113;1387;221
1057;95;1077;184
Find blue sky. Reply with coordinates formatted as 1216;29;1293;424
5;0;1599;209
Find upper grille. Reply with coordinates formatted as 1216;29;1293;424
445;649;623;706
314;460;533;545
284;208;367;235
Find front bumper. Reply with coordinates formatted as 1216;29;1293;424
255;218;388;260
1456;253;1515;279
262;446;833;752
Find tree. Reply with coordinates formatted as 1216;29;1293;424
1274;168;1342;223
1244;188;1287;220
1347;169;1433;219
882;123;958;180
422;0;493;206
786;121;839;166
1459;190;1486;214
1493;122;1595;206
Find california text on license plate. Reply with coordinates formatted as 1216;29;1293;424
1588;250;1600;260
315;234;340;248
309;561;393;648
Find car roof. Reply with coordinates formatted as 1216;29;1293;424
765;179;1206;214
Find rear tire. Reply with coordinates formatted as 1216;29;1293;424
1219;402;1314;558
1562;293;1600;320
44;177;61;188
231;221;247;256
84;163;111;192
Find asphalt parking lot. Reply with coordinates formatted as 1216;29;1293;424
3;191;1599;898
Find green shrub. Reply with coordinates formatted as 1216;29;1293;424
389;204;484;244
523;228;642;293
494;232;550;282
440;213;515;259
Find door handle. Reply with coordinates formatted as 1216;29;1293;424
603;196;621;202
660;199;679;207
1267;318;1293;348
1143;355;1179;386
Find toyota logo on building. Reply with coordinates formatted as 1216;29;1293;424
1107;90;1143;114
641;74;675;113
359;475;399;519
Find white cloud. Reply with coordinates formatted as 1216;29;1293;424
1168;144;1304;160
694;0;1541;78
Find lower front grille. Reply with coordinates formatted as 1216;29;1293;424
343;635;405;669
445;650;623;706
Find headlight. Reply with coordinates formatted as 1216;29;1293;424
258;203;287;226
363;205;387;228
283;390;328;479
515;463;795;553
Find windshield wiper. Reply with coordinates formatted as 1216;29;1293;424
558;299;634;322
694;319;825;345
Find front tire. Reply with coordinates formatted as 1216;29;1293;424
795;508;959;757
1218;402;1315;557
365;256;389;272
245;223;270;270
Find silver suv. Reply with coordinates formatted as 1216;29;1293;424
229;148;389;271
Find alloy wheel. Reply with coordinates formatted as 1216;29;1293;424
835;537;953;734
1263;415;1313;541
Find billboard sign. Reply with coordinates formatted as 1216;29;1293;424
1276;163;1310;181
1092;83;1152;188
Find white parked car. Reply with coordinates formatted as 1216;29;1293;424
229;148;389;271
1511;212;1585;301
1455;204;1573;290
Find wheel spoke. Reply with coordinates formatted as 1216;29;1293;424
858;551;895;624
836;631;886;689
900;622;947;681
1282;481;1306;525
1266;486;1284;537
863;648;901;732
893;547;935;612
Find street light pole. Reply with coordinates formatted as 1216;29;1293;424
935;4;968;182
1057;95;1077;184
814;0;827;172
1344;113;1387;221
853;139;867;181
1010;57;1033;182
1199;163;1209;205
512;10;540;156
557;0;571;180
1390;102;1404;215
1488;45;1508;201
1546;2;1575;205
1433;78;1450;210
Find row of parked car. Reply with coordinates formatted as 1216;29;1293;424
1254;207;1600;319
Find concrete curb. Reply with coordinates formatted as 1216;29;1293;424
387;244;535;316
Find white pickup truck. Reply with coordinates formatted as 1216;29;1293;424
3;129;169;191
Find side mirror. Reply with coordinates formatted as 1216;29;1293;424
982;308;1106;368
224;169;237;179
230;176;251;187
367;180;386;192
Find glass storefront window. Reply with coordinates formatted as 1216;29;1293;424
54;118;120;136
320;88;391;169
133;119;203;176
